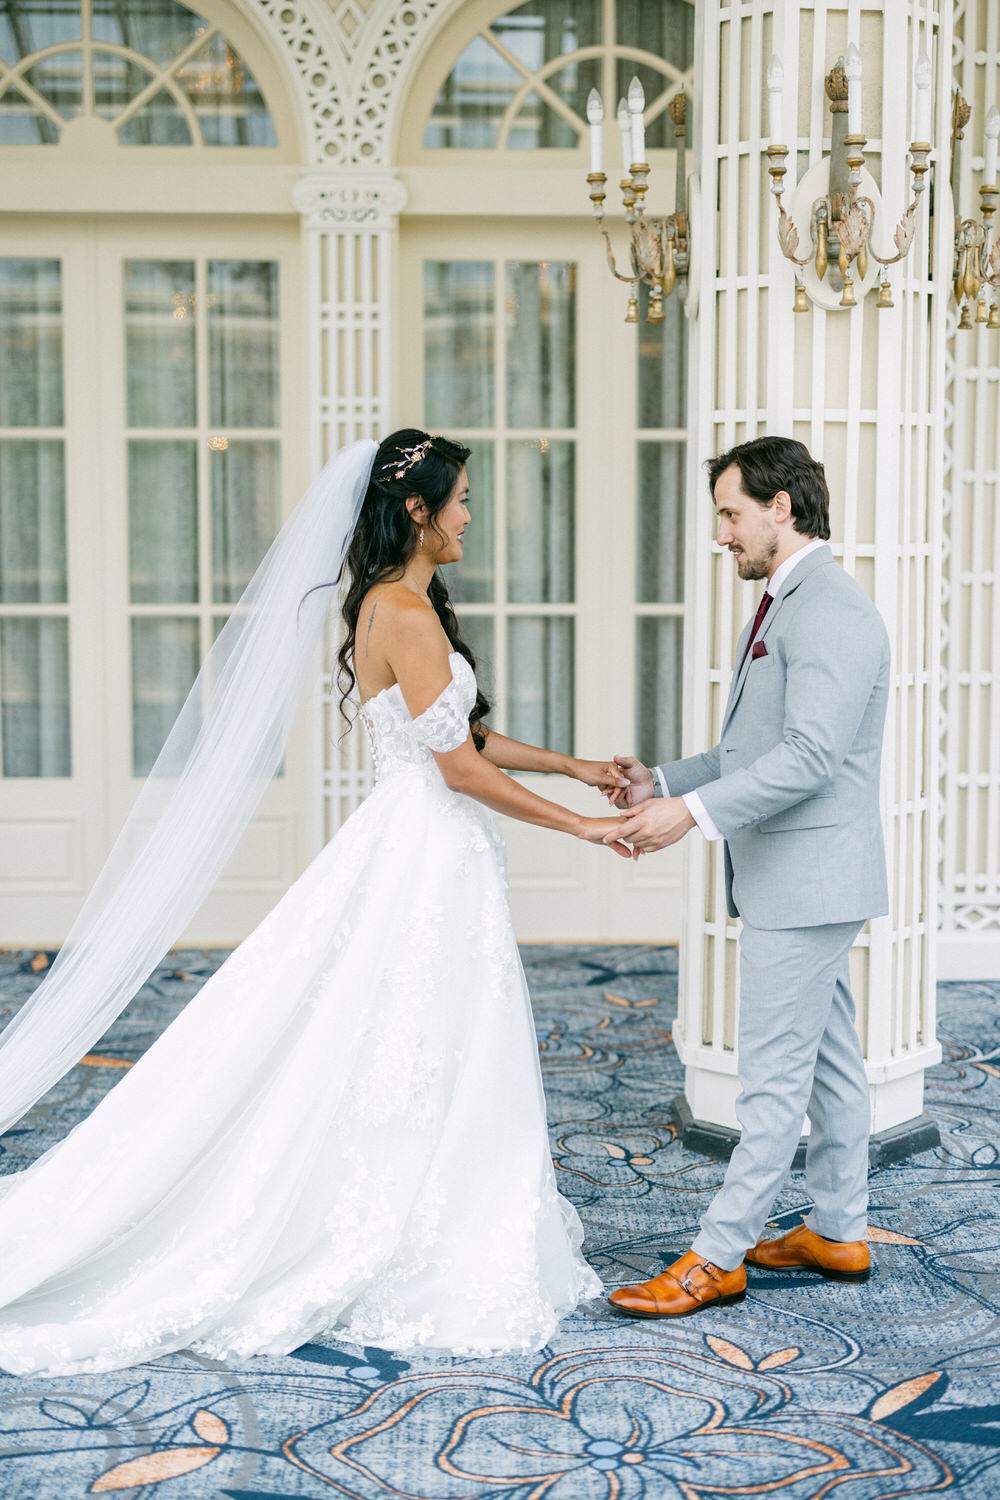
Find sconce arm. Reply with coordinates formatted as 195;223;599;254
601;229;640;284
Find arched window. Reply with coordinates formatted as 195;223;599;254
0;0;276;146
422;0;692;152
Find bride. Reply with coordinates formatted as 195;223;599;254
0;430;629;1376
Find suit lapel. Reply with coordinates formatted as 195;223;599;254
721;544;833;733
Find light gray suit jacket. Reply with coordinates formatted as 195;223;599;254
655;544;890;930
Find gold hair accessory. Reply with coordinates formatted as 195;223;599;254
381;437;439;482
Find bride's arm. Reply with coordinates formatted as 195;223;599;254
479;729;627;794
387;611;632;855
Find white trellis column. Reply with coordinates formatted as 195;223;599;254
292;168;407;849
674;0;949;1164
939;0;1000;980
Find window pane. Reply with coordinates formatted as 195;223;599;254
636;615;682;766
506;262;575;429
118;89;193;145
637;280;687;429
615;1;693;152
0;86;57;144
423;36;523;149
0;616;70;777
93;49;151;118
91;0;207;68
177;38;276;147
507;439;574;603
0;0;82;61
447;440;493;605
208;261;280;429
131;616;199;775
24;50;83;118
424;262;494;429
492;0;602;70
508;58;601;149
636;441;685;604
456;615;494;705
507;615;573;754
128;440;198;603
0;259;63;428
125;260;196;428
210;439;280;603
0;440;66;603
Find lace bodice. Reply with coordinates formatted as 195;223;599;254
360;652;475;782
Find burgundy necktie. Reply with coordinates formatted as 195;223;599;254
741;591;773;665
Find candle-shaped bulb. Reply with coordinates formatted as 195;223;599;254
845;43;862;135
587;88;604;174
985;104;1000;186
627;75;645;166
913;49;932;143
766;52;784;142
616;97;632;175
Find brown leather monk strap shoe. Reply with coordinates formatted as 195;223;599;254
745;1223;871;1283
608;1248;746;1319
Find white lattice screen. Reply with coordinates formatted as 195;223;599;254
940;0;1000;978
677;0;948;1135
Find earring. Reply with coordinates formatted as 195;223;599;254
419;527;424;550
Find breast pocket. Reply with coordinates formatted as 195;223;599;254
757;793;838;833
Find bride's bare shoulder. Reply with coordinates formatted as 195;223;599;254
360;580;437;636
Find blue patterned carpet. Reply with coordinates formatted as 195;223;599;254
0;944;998;1498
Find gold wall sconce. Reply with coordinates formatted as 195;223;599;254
951;92;1000;328
584;79;697;323
764;46;932;311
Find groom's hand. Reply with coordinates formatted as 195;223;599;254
605;754;654;810
609;797;695;853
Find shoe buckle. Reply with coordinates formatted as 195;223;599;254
679;1262;715;1298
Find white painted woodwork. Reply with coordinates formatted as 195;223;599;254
677;0;949;1137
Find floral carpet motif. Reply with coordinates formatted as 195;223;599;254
0;944;998;1498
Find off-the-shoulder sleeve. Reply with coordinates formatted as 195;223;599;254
410;663;474;752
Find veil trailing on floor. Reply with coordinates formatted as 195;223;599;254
0;438;377;1136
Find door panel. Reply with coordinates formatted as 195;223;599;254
398;218;684;941
0;217;309;945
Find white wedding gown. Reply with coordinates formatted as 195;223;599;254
0;654;601;1376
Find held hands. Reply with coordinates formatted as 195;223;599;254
577;817;636;860
608;796;695;855
603;755;655;810
571;758;630;795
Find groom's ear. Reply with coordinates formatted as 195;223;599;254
772;489;793;525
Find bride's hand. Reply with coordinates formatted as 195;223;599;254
571;758;630;794
576;816;636;859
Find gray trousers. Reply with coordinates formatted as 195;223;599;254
691;918;869;1271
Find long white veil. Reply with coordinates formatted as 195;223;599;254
0;438;377;1135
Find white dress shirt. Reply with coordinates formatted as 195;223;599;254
656;538;825;840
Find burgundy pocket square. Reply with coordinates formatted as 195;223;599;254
751;641;768;659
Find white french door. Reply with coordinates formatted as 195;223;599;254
398;218;687;940
0;216;309;945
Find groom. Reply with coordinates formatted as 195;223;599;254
607;435;890;1318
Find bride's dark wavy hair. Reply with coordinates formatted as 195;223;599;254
336;428;491;748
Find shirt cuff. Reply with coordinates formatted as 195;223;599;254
682;789;723;841
652;765;669;798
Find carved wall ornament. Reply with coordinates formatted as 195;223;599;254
292;169;409;228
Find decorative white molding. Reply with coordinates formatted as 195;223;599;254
243;0;453;166
249;0;349;163
350;0;448;164
293;168;408;228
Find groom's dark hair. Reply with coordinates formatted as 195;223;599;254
706;436;831;540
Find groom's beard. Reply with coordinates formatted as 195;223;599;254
732;535;778;580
